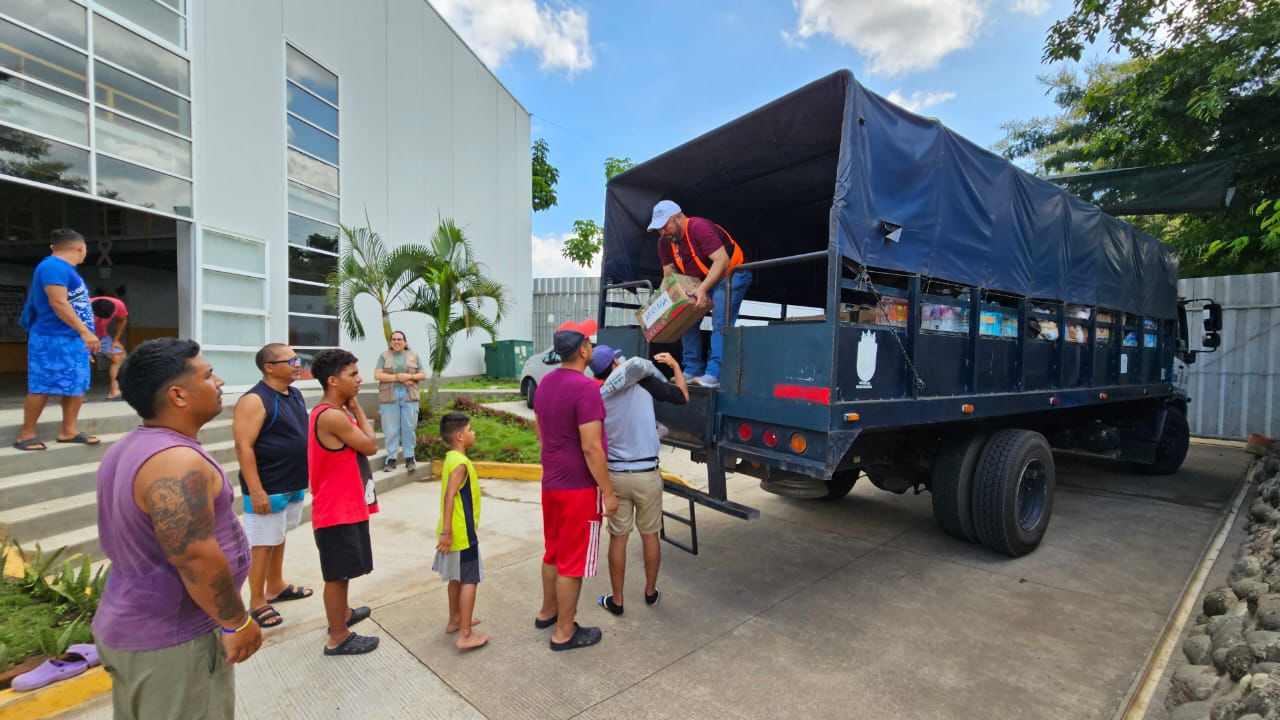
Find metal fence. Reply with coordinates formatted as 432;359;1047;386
1177;271;1280;440
531;277;642;350
533;272;1280;440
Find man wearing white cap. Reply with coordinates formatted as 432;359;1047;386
648;201;751;389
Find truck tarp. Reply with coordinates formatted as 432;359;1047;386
601;70;1180;319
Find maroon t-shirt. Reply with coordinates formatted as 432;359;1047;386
534;368;608;491
657;217;730;280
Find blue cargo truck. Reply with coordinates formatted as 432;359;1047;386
594;71;1222;558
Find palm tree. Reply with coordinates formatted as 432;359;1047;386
325;223;429;344
410;218;510;404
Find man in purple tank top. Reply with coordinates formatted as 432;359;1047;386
94;339;261;720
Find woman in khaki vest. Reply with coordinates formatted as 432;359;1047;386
373;331;425;472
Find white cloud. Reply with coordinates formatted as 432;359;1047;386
784;0;984;75
431;0;593;75
1009;0;1051;15
531;232;597;278
884;89;957;113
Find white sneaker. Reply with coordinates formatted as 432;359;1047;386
693;375;720;388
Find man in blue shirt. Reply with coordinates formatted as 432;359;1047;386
14;229;102;450
589;347;688;616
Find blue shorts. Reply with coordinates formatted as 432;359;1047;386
27;332;91;396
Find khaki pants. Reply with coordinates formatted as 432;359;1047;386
97;631;234;720
607;469;664;535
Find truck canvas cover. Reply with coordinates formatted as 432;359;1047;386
602;70;1180;319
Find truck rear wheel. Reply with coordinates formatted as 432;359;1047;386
972;429;1055;558
820;471;858;501
931;432;988;542
1134;407;1190;476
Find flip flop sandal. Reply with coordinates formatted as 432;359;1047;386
250;605;283;628
56;433;100;445
534;614;557;629
597;594;623;616
10;657;88;691
12;438;47;451
267;584;313;603
346;605;371;627
645;588;662;606
550;623;602;652
323;632;380;656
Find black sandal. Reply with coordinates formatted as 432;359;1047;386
12;438;47;451
534;614;557;629
323;632;379;656
550;623;602;652
267;584;313;603
597;594;623;616
346;605;371;627
56;432;100;445
645;588;662;606
250;605;283;628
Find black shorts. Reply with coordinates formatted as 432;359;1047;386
314;520;373;582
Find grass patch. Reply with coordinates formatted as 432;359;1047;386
0;577;92;673
441;377;520;390
416;396;540;464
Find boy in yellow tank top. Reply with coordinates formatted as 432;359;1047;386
432;411;489;651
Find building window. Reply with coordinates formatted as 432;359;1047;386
285;43;340;352
0;1;193;218
199;228;268;386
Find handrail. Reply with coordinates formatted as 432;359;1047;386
731;249;827;274
603;279;654;292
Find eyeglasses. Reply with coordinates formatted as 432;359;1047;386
265;356;301;367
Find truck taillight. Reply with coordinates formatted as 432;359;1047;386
762;428;779;447
789;433;808;454
737;422;752;441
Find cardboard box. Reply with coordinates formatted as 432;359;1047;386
636;273;712;343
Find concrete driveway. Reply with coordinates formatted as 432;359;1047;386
62;442;1247;720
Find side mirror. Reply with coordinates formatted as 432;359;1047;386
542;351;561;365
1203;303;1223;333
1203;331;1221;349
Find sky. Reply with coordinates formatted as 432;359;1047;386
429;0;1107;278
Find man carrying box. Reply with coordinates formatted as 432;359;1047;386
649;201;751;389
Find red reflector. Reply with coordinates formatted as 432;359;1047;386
773;384;831;405
763;428;779;447
737;422;752;441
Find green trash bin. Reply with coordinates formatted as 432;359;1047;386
482;340;534;379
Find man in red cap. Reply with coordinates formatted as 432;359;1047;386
532;317;618;651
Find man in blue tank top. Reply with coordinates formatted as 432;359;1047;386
94;339;260;720
233;343;314;629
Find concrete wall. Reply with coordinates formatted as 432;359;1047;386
1177;271;1280;440
192;0;531;384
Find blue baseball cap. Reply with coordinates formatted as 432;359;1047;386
589;345;619;376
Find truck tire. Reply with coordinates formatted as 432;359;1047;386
931;432;988;542
523;378;536;409
820;471;859;501
1134;407;1190;476
972;429;1055;558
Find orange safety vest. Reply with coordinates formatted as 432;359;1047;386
669;219;745;277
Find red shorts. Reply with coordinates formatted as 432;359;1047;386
541;487;603;578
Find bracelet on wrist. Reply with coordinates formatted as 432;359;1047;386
221;616;252;634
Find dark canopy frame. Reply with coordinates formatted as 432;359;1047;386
601;70;1179;318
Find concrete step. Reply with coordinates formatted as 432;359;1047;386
0;403;144;447
4;449;420;561
0;420;234;478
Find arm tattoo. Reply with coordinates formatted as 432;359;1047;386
147;469;215;559
209;568;244;622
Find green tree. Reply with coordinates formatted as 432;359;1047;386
532;138;560;212
562;155;636;268
409;218;510;404
325;223;429;345
997;0;1280;276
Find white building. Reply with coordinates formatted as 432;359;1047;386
0;0;532;388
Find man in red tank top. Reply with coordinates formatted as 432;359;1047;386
308;349;380;656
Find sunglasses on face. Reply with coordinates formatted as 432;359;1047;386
265;356;301;367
